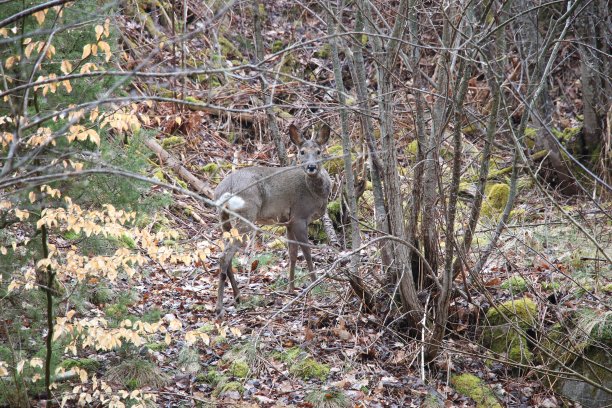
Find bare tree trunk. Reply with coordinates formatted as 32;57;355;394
327;1;361;276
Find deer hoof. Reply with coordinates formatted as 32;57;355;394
215;307;226;318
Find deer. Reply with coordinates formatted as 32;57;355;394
213;123;332;316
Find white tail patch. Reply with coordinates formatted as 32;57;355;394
216;192;245;211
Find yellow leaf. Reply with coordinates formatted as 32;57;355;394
46;44;56;58
95;25;104;41
23;37;32;45
29;192;36;203
31;373;41;383
0;28;8;38
33;10;46;25
79;369;88;383
17;360;25;373
8;280;20;292
62;80;72;93
60;60;72;74
15;209;30;220
164;333;171;345
74;162;84;171
24;42;35;58
82;44;91;59
175;116;182;126
0;247;6;255
5;55;16;69
91;44;98;56
98;41;111;62
30;357;43;369
90;107;99;122
230;327;242;337
0;362;8;376
104;19;110;37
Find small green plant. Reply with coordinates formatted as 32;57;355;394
289;357;330;381
501;276;529;294
61;358;100;373
305;388;351;408
105;359;168;390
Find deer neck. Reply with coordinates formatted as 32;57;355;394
304;170;330;200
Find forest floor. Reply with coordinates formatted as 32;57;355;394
74;1;611;406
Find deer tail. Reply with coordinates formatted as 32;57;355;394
215;193;245;232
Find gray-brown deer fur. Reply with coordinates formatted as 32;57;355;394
214;124;331;315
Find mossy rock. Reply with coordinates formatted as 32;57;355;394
273;346;303;363
324;144;353;175
289;357;330;380
196;369;226;386
500;276;529;294
482;183;510;218
161;136;185;149
483;298;537;365
451;373;502;408
308;219;327;242
486;297;537;328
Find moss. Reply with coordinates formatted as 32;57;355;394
229;359;249;378
61;358;100;372
160;136;185;149
406;140;418;156
196;369;226;386
273;346;303;363
501;276;529;294
552;126;581;143
602;284;612;294
324;144;351;175
461;124;478;136
524;127;537;148
202;162;219;173
153;169;166;182
218;35;242;59
313;44;332;59
145;342;167;352
290;357;330;380
482;183;510;218
327;200;341;221
484;298;538;365
272;40;285;53
451;373;502;408
486;297;537;328
213;380;245;397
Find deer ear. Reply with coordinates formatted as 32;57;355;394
288;124;304;147
316;124;331;145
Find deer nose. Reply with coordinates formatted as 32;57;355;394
306;164;317;172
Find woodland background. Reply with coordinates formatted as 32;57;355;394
0;0;610;407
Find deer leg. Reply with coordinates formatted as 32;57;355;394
294;221;316;284
216;239;241;316
286;226;298;292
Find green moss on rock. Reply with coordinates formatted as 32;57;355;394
451;373;502;408
486;297;537;328
61;358;100;372
482;183;510;218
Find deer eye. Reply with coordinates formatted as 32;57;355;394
316;150;321;155
300;150;305;155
